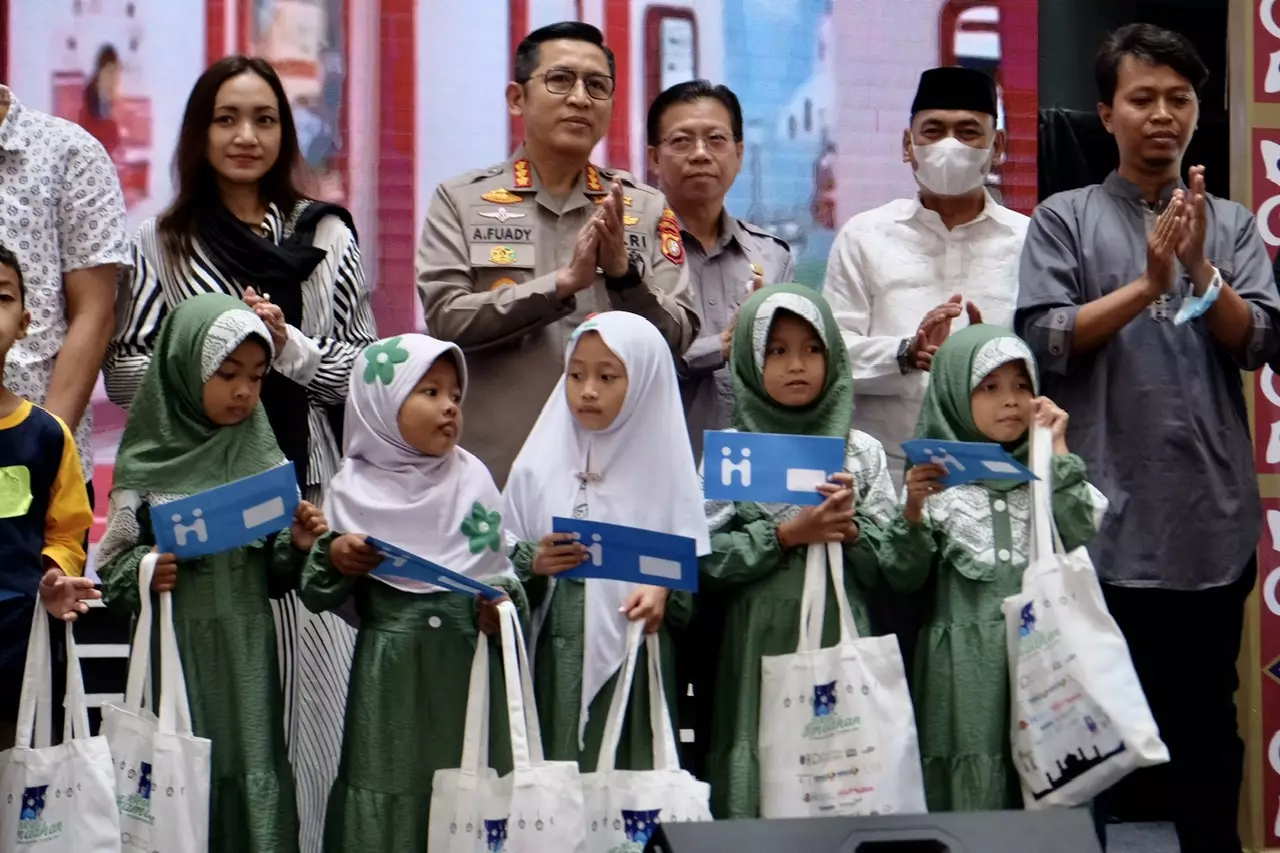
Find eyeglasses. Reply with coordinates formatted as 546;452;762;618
530;69;615;101
660;131;736;156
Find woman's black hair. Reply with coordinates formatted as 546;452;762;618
158;55;306;260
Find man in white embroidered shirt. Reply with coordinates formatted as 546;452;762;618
823;67;1029;488
0;85;128;504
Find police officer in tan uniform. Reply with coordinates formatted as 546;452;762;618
647;80;794;461
416;21;697;484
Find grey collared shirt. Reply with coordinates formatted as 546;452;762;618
1015;171;1280;590
678;213;793;459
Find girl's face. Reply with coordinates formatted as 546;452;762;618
203;337;268;425
565;331;628;431
397;356;464;456
208;71;282;187
762;312;826;407
971;360;1035;443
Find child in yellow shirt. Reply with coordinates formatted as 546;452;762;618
0;244;98;744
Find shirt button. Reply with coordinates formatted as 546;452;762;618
709;297;717;305
997;548;1011;562
428;616;443;629
993;499;1007;512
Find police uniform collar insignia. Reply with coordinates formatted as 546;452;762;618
513;158;533;189
585;163;604;193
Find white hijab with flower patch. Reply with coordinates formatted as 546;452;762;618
326;334;514;593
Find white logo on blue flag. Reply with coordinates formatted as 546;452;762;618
704;431;845;506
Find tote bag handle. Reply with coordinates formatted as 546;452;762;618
157;590;196;737
594;620;684;773
458;619;492;775
14;598;52;749
122;553;157;712
497;600;546;770
1028;424;1066;564
796;541;862;653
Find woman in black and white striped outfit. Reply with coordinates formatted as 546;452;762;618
103;55;374;853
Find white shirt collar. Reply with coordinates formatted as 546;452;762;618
892;189;1021;233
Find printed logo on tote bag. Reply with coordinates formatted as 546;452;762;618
485;817;508;852
118;761;155;825
1016;602;1061;653
600;808;662;852
16;784;63;844
801;679;864;741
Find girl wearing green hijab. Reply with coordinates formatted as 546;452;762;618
879;324;1108;812
698;284;898;819
98;293;328;853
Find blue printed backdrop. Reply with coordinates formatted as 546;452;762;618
722;0;835;285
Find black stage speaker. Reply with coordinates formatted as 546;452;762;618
643;808;1103;853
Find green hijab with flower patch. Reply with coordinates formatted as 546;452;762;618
113;292;284;495
729;283;854;439
911;323;1039;493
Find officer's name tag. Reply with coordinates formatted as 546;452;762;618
470;225;534;243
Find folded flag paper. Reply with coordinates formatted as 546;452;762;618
365;537;505;600
702;430;846;505
901;439;1036;488
552;517;699;592
153;463;299;559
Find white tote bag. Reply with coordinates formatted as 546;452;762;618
0;600;121;852
758;542;927;818
1002;425;1168;809
101;554;212;852
429;600;586;853
582;620;711;852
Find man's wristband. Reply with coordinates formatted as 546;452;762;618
1174;266;1222;325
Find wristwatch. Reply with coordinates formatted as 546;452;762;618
896;337;915;374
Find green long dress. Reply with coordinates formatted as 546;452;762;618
298;532;528;853
698;285;898;819
513;520;692;774
98;293;305;853
878;324;1109;812
100;519;304;852
878;456;1106;811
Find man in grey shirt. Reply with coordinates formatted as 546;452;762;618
646;80;793;778
647;80;793;459
1016;25;1280;853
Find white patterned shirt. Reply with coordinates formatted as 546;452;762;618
0;86;129;481
823;192;1028;487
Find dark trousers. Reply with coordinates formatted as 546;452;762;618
1101;560;1255;853
0;480;93;740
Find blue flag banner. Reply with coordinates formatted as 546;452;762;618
365;537;505;600
702;430;846;506
552;517;699;592
153;463;300;560
901;439;1036;488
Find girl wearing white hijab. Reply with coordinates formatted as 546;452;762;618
298;334;526;853
503;311;711;771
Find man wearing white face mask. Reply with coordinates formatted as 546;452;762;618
823;67;1029;489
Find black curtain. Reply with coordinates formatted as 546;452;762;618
1037;107;1231;202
